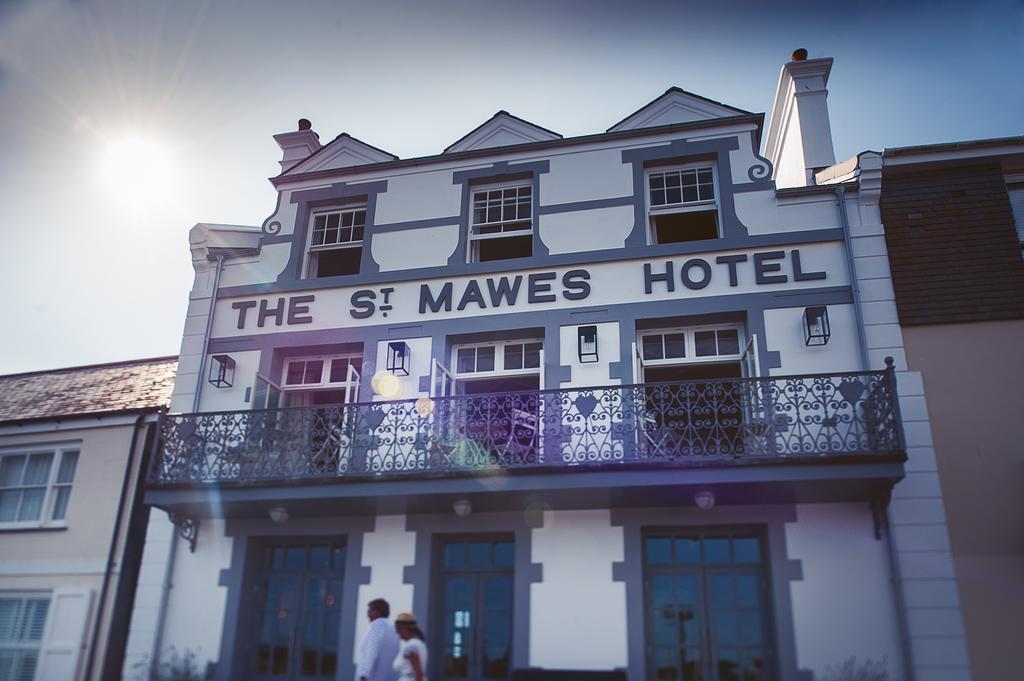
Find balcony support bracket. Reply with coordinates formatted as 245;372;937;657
170;512;200;553
869;486;892;541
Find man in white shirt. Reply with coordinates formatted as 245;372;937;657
356;597;401;681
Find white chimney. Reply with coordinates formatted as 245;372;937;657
273;118;322;172
764;49;837;188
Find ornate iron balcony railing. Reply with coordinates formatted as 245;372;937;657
148;365;903;486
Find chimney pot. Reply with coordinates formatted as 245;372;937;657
791;48;808;62
298;118;312;131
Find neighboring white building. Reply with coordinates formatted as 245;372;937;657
0;357;176;681
127;52;969;681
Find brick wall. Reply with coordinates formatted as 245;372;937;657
880;163;1024;325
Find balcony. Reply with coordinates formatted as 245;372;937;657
148;367;904;493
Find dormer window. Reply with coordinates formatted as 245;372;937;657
307;207;365;277
647;164;720;244
468;184;533;262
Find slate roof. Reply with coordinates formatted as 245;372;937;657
0;356;178;424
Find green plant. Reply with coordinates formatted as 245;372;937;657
131;646;204;681
820;656;893;681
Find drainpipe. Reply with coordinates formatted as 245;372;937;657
82;411;146;681
192;254;225;412
835;184;871;371
837;184;915;681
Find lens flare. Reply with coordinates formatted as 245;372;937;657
371;371;403;399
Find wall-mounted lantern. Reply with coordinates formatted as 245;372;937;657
578;325;599;363
804;306;830;346
387;341;411;376
209;354;236;388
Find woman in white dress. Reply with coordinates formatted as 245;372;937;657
393;612;428;681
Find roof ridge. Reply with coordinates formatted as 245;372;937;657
0;355;178;380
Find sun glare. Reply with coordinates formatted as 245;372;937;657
97;133;178;205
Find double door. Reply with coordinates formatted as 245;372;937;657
436;538;515;681
644;531;772;681
250;541;347;681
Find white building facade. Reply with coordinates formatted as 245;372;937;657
128;54;970;681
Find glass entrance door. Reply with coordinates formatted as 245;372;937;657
436;538;515;681
251;541;347;681
644;531;772;681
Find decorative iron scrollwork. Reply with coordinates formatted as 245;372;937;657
169;513;199;553
148;369;903;487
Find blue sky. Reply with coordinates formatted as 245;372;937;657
0;0;1021;374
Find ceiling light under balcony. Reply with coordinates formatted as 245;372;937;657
453;499;472;517
694;490;716;511
269;506;290;524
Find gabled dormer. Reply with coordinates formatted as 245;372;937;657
607;87;753;132
443;110;562;154
277;124;397;176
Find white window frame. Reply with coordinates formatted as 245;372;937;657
0;592;50;678
0;447;78;530
645;161;722;244
281;354;363;392
451;339;544;379
305;205;367;277
637;323;745;368
467;181;534;263
1006;179;1024;247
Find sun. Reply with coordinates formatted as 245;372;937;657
97;133;179;205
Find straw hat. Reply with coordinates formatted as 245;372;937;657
394;612;418;625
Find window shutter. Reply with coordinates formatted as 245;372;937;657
35;589;93;681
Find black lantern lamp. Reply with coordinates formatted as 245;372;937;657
803;306;830;346
209;354;236;388
578;325;599;363
386;341;411;376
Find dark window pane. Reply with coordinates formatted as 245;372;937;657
270;546;284;569
739;612;762;645
51;487;72;520
477;347;495;372
0;490;18;522
56;452;78;483
675;575;698;605
329;359;349;383
676;538;700;564
651;574;674;611
733;537;760;563
483;576;511;609
650;175;665;190
652;210;718;244
314;247;361;277
256;644;270;673
16;488;44;521
286;546;306;569
711;575;734;608
643;335;664;361
504;345;522;370
664;333;686;359
446;577;473;610
310;545;329;570
735;575;759;609
0;455;26;486
523;343;542;369
321;652;337;677
714;612;738;645
331;546;347;570
705;538;730;564
272;646;289;674
326;213;340;229
718;329;741;356
23;454;52;485
653;647;677;680
444;543;465;569
695;332;717;357
302;649;317;675
716;647;740;681
304;360;324;384
286;362;305;385
476;234;531;262
646;537;672;564
353;225;364;242
468;542;489;568
667;187;683;204
493;542;514;567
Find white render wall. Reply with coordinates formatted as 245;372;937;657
786;503;904;678
764;304;861;375
158;518;233;673
122;514;174;680
352;515;416;675
529;509;628;670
